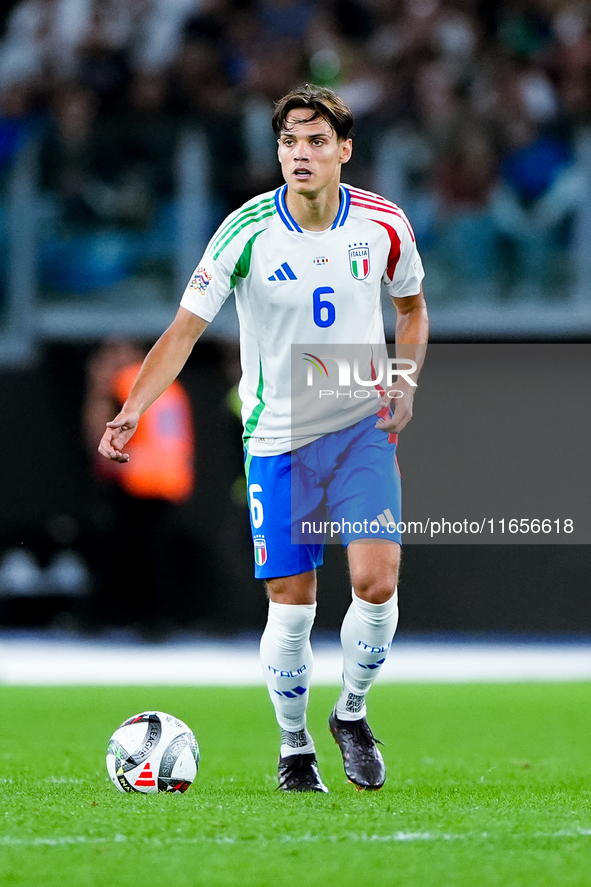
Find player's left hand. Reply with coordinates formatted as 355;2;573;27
375;384;414;434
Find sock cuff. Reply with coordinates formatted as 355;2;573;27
350;587;398;624
267;600;317;634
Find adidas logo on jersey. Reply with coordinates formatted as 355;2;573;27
268;262;297;281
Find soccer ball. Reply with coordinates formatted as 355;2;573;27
106;711;199;793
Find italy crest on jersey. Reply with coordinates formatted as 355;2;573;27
349;245;370;280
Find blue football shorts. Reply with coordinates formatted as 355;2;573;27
245;414;402;579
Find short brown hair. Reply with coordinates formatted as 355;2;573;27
272;84;354;141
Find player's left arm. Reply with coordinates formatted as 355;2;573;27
376;285;429;434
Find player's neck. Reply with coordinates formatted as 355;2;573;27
285;182;342;232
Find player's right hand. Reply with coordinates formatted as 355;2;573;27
98;411;140;462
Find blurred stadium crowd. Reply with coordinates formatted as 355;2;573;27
1;1;590;637
0;0;590;300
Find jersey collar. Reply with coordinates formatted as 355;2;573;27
274;184;351;232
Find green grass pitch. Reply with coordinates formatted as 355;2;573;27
1;682;591;886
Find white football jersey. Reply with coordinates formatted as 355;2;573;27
180;183;424;456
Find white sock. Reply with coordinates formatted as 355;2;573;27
260;600;316;757
335;589;399;721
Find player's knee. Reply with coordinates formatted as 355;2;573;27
266;571;317;605
353;561;399;603
353;577;397;605
349;542;400;603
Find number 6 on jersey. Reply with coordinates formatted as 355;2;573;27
313;286;336;328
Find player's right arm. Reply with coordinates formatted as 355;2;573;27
99;193;270;461
98;307;208;462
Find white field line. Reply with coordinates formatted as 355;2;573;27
1;829;591;847
2;639;591;685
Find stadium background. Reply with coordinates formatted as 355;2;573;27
0;0;590;638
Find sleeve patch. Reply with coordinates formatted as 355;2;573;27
188;266;212;296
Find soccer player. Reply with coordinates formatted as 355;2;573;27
99;84;429;792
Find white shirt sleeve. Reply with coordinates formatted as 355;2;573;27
180;238;238;323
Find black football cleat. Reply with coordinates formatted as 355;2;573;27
329;709;386;790
277;753;329;793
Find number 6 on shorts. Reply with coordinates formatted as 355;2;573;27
249;483;264;528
